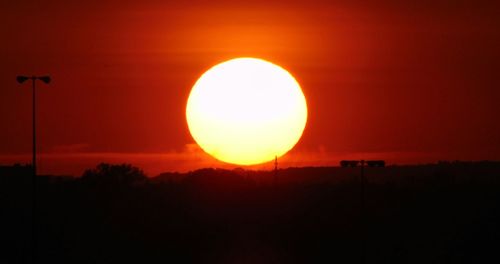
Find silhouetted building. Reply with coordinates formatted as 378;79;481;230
340;160;360;167
340;160;385;168
366;160;385;167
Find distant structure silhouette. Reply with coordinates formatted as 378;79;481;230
17;75;51;264
366;160;385;167
340;160;359;167
339;159;385;264
340;160;385;168
16;75;51;177
274;155;278;177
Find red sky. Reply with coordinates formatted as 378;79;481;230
1;0;499;175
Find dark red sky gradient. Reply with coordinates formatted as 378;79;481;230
1;0;499;175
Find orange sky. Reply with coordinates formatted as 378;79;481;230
1;0;499;175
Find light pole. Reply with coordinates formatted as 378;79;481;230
16;75;50;177
360;159;366;264
340;159;385;264
17;75;50;263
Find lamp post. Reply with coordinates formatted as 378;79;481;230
360;159;366;264
16;75;50;177
340;159;385;264
17;75;50;263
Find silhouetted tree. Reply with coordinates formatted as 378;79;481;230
81;163;146;187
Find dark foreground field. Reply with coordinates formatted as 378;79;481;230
1;162;499;263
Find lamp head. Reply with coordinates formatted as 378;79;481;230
16;76;29;84
38;76;51;84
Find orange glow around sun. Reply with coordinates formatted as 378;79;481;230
186;58;308;165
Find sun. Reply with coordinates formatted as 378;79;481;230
186;57;307;165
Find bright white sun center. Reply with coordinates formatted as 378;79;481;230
186;57;307;165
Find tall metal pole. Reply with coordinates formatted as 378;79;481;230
32;77;36;177
17;74;50;263
360;159;366;264
340;159;385;264
31;77;37;264
274;155;278;177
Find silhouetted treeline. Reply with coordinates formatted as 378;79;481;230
1;161;499;263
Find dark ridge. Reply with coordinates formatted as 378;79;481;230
1;161;499;263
